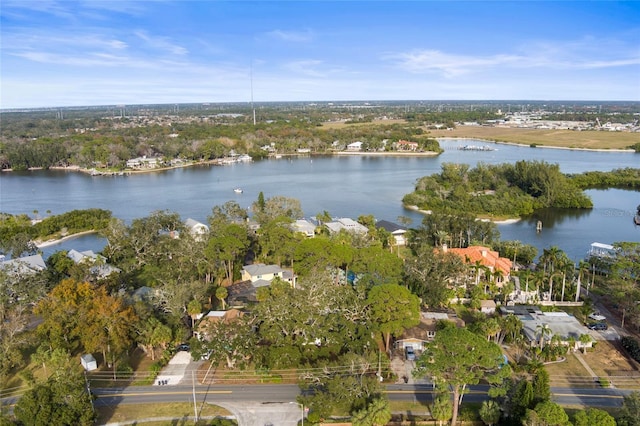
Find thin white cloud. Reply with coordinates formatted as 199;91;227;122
282;60;330;78
387;50;524;77
265;29;313;42
134;30;188;56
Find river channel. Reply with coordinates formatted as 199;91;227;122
1;138;638;262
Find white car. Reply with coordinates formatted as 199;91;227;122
588;312;606;321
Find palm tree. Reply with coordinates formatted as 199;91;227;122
536;323;552;349
579;333;592;354
215;285;228;310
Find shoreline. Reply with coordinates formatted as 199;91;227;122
404;204;522;224
35;230;98;248
437;136;636;153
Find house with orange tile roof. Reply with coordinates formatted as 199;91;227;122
445;245;512;286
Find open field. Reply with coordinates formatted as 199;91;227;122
428;126;638;150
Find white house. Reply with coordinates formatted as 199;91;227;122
241;263;296;288
346;141;363;151
291;219;316;238
375;220;407;246
185;218;209;240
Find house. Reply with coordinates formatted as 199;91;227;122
0;254;46;277
67;249;120;279
241;263;296;288
291;219;316;238
375;220;407;246
195;309;243;341
346;141;363;151
395;140;419;151
395;312;465;351
185;218;209;240
126;156;161;169
324;218;368;235
446;245;512;285
500;305;593;351
480;299;497;314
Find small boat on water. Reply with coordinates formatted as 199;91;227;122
635;204;640;225
234;188;243;194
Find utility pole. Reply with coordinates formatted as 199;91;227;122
192;370;198;422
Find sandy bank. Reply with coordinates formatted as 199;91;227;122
35;230;98;248
404;205;521;224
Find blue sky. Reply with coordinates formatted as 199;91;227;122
1;1;639;108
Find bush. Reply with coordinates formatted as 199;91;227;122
622;336;640;363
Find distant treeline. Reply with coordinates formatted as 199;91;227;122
403;160;594;219
569;168;640;190
0;209;112;254
0;120;441;170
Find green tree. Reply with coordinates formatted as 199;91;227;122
350;397;392;426
414;327;504;426
619;391;640;426
205;223;250;284
430;390;453;426
532;369;551;405
14;365;95;426
215;286;228;310
530;401;569;426
573;408;616;426
366;283;420;352
479;400;501;426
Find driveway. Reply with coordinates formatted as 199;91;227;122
214;401;303;426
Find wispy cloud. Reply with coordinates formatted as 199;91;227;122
265;29;313;42
386;50;523;77
134;30;188;55
282;60;330;78
389;37;640;76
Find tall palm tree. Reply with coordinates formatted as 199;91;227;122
536;323;552;349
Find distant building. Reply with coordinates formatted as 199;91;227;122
395;140;418;151
291;219;316;238
346;141;363;151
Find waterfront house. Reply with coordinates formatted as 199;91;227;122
395;140;419;151
185;218;209;240
346;141;363;151
67;249;120;279
291;219;317;238
324;217;368;235
445;245;512;285
375;220;407;246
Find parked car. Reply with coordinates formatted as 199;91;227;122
587;322;608;331
588;312;606;321
177;343;190;351
405;346;416;361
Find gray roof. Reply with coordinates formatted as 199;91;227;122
376;220;406;234
243;263;285;276
1;254;46;276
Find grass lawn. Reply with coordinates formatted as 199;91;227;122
428;126;637;150
95;402;232;425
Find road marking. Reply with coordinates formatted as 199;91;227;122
96;390;233;398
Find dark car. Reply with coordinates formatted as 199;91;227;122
405;346;416;361
177;343;190;351
587;322;608;331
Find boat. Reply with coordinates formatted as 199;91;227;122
635;204;640;225
234;188;243;194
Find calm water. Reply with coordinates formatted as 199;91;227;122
1;138;639;261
